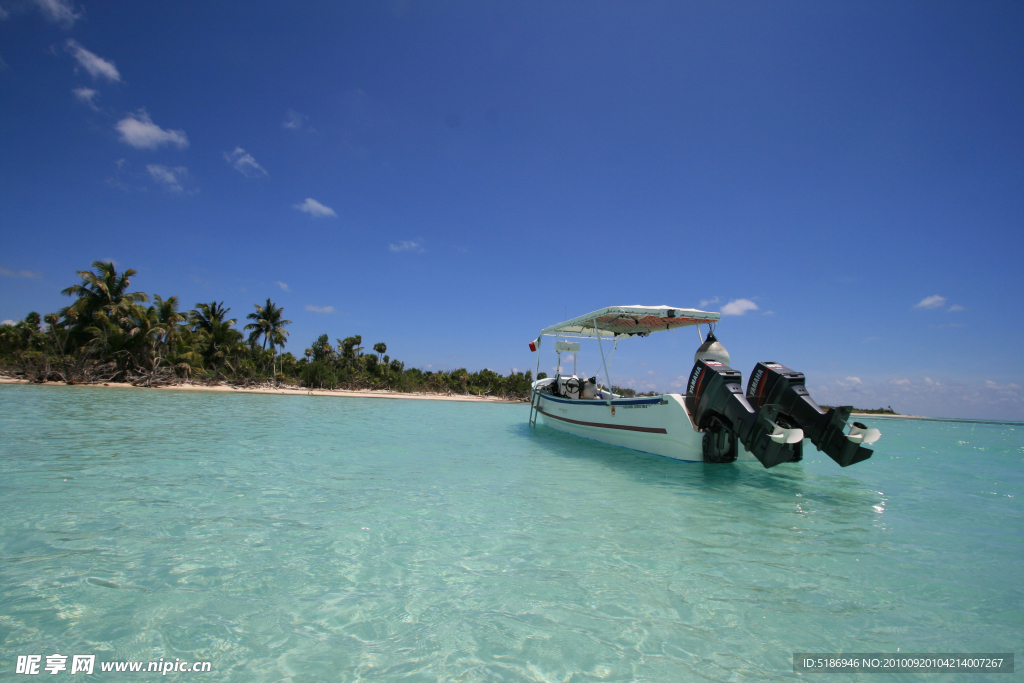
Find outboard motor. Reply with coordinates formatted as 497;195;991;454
746;362;880;467
685;359;804;468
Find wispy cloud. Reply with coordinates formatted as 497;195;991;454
305;305;335;313
947;304;965;312
915;294;946;309
845;376;863;385
275;281;289;292
0;5;10;20
699;296;719;308
389;240;424;253
0;266;43;279
283;109;310;130
720;298;758;316
146;164;187;192
116;110;188;150
35;0;79;26
65;40;120;82
223;147;267;178
73;87;99;110
294;198;336;217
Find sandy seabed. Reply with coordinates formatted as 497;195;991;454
0;377;518;404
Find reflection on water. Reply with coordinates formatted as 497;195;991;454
1;385;1021;682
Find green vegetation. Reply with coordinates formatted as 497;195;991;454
0;261;535;400
610;386;659;398
822;405;898;415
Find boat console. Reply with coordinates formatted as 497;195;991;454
541;375;604;400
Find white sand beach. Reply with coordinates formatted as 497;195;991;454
0;377;518;403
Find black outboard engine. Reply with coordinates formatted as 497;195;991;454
685;359;804;468
746;362;878;467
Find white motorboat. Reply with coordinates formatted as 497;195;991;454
527;305;880;468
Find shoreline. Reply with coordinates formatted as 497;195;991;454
10;379;1009;421
0;377;519;404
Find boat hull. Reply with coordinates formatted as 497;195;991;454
532;390;758;463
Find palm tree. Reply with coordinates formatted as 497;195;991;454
60;261;149;349
373;342;387;362
244;298;291;381
190;301;230;333
337;335;362;368
189;302;242;373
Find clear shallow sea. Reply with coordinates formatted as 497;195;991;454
1;384;1021;682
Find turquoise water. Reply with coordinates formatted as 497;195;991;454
1;384;1021;682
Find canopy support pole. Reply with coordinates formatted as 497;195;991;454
595;318;614;412
534;336;542;378
529;336;543;428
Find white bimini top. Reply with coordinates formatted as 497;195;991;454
539;305;720;340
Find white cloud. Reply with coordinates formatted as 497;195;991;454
146;164;187;192
115;110;188;150
35;0;79;26
915;295;946;309
65;40;120;82
891;378;912;386
294;198;336;217
0;266;43;278
1;319;16;326
389;240;424;253
305;305;335;313
73;87;99;110
845;376;863;385
985;380;1021;392
224;147;267;178
275;281;289;291
283;109;309;130
721;298;758;316
947;304;965;312
699;297;719;308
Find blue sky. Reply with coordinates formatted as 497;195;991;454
1;1;1021;419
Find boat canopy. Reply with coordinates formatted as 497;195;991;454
539;305;720;340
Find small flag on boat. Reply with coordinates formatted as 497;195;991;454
529;338;538;352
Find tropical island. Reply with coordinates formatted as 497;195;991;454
1;261;907;412
0;261;538;401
